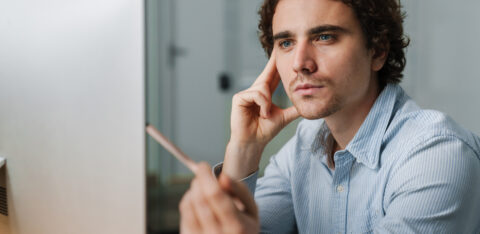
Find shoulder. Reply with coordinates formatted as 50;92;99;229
382;99;480;194
382;101;480;219
383;97;480;162
380;97;480;197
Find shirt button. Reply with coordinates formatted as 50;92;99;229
336;185;344;192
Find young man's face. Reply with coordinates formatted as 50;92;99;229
273;0;384;119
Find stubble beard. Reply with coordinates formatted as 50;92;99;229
288;75;343;120
293;93;343;120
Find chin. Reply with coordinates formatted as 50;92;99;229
294;102;326;120
298;108;327;120
293;96;341;120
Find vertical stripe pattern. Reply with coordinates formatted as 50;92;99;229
238;84;480;234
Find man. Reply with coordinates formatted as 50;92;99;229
180;0;480;233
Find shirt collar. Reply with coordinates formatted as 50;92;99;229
311;84;400;169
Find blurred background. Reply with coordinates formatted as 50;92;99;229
1;0;479;234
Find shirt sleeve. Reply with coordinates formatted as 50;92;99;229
254;137;298;234
212;162;259;196
214;136;299;234
376;135;480;233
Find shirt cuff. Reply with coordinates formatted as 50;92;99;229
212;162;259;196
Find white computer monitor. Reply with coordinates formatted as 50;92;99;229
0;1;146;233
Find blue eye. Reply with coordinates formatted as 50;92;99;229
319;34;332;41
280;40;292;48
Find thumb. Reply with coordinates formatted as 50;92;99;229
281;106;300;126
219;173;258;218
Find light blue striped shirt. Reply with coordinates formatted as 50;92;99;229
239;84;480;233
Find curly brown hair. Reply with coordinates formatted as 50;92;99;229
258;0;410;86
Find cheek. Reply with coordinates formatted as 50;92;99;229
322;46;371;85
275;57;293;90
322;49;352;77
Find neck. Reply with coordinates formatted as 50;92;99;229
325;78;380;151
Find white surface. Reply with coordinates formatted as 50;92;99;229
0;0;146;233
0;157;5;169
403;0;480;135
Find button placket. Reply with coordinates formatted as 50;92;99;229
331;152;354;234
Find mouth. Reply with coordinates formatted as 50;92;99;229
294;83;324;95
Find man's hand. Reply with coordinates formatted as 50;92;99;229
224;50;300;179
179;162;259;234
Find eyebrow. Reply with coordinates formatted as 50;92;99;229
273;25;349;41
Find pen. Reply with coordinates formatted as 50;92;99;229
145;124;198;173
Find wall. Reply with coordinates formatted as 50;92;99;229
403;0;480;135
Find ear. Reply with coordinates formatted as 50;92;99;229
371;47;389;72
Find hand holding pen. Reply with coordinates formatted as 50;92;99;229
145;124;259;234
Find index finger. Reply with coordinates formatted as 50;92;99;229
253;49;278;88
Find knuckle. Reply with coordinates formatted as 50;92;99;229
232;93;241;100
232;93;244;103
252;91;264;100
260;90;270;100
192;188;204;204
206;187;223;200
259;83;270;92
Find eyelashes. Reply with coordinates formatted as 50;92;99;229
277;34;337;50
279;40;293;49
315;34;336;41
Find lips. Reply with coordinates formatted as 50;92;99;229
294;84;324;91
294;83;324;96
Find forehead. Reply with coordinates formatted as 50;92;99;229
272;0;358;34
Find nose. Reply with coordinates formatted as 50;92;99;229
292;41;317;75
